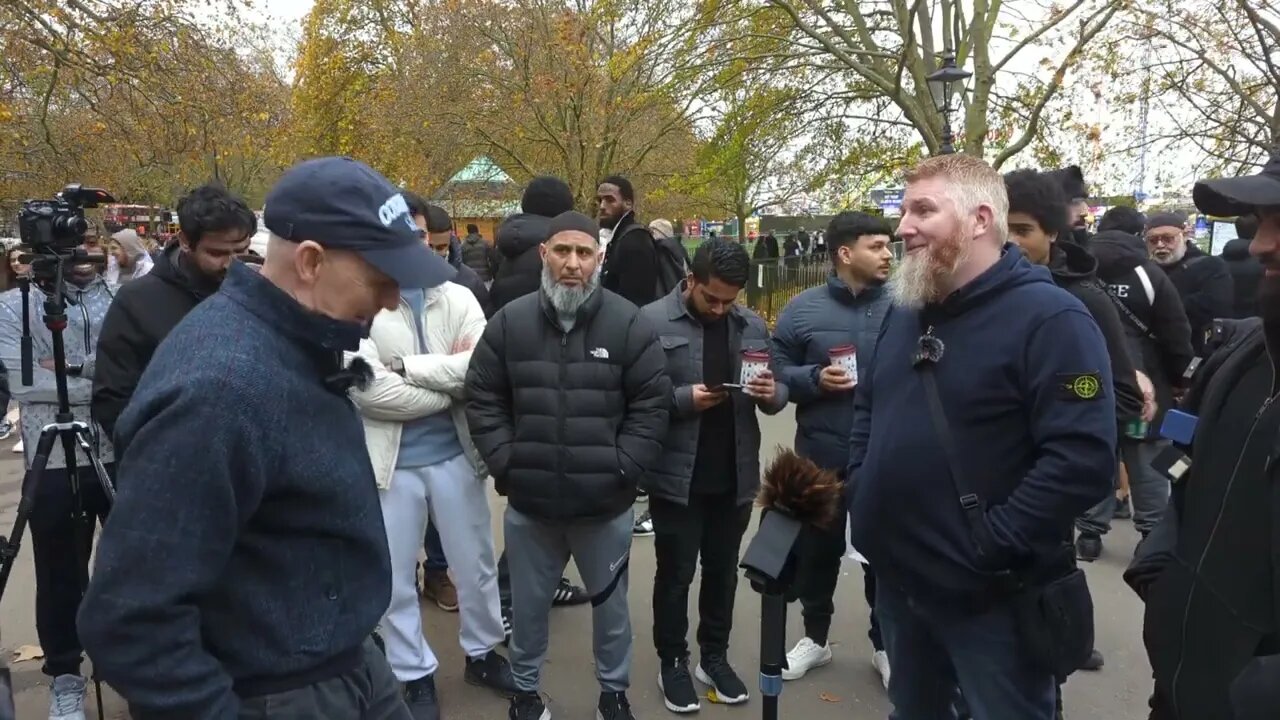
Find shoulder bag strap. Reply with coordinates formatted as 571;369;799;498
1100;279;1157;341
917;359;988;542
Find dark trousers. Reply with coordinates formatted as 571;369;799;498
877;581;1056;719
237;640;411;719
29;464;113;677
650;491;752;661
792;508;882;649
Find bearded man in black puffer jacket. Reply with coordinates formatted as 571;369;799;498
467;211;668;720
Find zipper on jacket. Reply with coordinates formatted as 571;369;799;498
1170;392;1276;714
557;328;569;495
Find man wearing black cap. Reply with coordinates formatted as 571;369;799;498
467;210;669;720
490;176;576;312
78;157;457;719
1126;159;1280;719
1144;210;1234;353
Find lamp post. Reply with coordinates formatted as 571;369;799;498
926;52;972;155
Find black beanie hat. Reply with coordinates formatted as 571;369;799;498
522;176;575;218
1145;211;1187;232
547;211;599;241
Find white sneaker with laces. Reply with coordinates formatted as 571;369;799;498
632;510;654;537
872;650;891;690
781;637;832;680
49;674;87;720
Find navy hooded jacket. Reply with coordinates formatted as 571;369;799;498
848;246;1116;608
772;273;891;472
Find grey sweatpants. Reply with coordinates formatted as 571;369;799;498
505;506;634;693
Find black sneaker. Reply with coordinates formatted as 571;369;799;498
658;657;700;713
510;691;551;720
1075;532;1102;562
1081;648;1105;671
597;691;637;720
466;649;519;697
403;674;441;720
696;655;748;704
553;577;590;606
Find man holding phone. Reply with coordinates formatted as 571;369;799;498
640;238;788;713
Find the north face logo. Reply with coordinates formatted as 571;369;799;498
590;347;610;359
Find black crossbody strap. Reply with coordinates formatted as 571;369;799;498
1098;280;1157;341
918;363;988;541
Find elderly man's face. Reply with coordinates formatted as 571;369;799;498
298;243;400;325
1146;224;1187;266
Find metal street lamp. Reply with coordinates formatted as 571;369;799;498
926;52;972;155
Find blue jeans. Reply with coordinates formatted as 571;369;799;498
423;522;449;572
877;581;1057;720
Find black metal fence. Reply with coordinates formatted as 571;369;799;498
743;255;831;325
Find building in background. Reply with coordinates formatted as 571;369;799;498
431;156;522;241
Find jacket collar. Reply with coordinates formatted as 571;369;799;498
663;281;746;327
220;262;361;355
825;271;884;305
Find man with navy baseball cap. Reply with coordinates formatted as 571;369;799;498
79;157;441;719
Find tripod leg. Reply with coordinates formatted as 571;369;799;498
0;427;62;600
759;592;786;720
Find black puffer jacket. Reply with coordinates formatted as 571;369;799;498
466;287;670;522
489;214;551;312
1091;230;1196;433
1223;237;1262;319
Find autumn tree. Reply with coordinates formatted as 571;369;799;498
728;0;1121;165
1113;0;1280;175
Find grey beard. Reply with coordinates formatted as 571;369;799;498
541;264;600;316
888;242;969;310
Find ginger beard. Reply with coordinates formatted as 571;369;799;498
889;229;970;309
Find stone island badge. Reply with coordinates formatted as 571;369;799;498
1058;372;1102;401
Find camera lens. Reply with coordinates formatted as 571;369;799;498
55;215;88;237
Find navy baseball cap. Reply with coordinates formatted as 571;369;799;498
263;157;455;288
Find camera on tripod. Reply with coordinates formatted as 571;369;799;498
17;184;114;279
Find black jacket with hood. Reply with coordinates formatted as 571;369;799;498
1223;237;1262;319
448;236;493;318
92;243;221;439
601;210;661;308
1090;230;1196;433
1047;241;1145;425
490;213;552;312
1127;318;1280;719
1163;243;1234;353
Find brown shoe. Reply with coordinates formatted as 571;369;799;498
421;569;459;612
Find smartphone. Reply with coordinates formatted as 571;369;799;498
709;383;744;392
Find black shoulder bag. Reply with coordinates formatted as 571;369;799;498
915;325;1095;680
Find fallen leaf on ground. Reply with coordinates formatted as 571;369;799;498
13;644;44;663
819;692;842;703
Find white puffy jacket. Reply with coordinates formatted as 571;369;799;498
348;282;488;489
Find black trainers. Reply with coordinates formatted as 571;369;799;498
403;674;441;720
466;649;519;697
1081;648;1105;671
597;691;637;720
510;691;551;720
1113;496;1132;519
696;655;748;704
552;577;590;606
1075;532;1102;562
658;657;700;713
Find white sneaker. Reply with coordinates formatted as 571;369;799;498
872;650;891;690
781;637;832;680
49;674;87;720
12;437;23;453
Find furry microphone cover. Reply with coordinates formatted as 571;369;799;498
757;448;844;530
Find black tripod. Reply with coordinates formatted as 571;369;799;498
0;253;114;720
755;580;788;720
